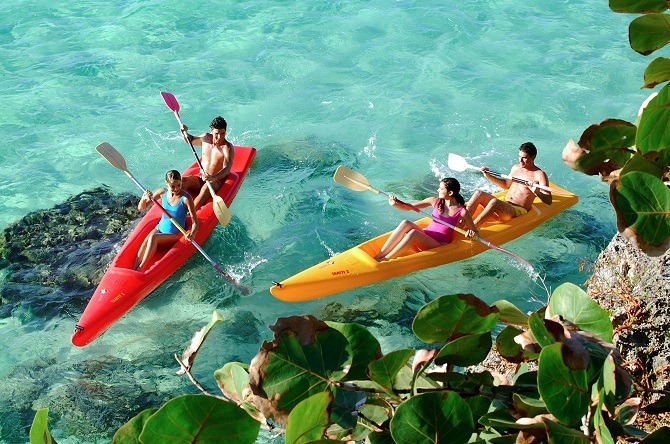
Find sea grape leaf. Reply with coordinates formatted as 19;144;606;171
248;315;352;426
330;386;366;431
616;397;642;426
177;310;223;375
637;83;670;153
593;388;615;444
390;392;474;444
537;343;590;426
326;321;382;380
610;0;669;14
479;409;542;429
562;138;621;179
492;299;529;325
600;353;617;414
543;417;590;443
548;282;613;342
512;393;547;418
620;150;670;179
528;311;555;348
643;56;670;88
213;362;262;421
574;120;636;173
412;293;499;343
466;396;492;424
368;349;415;396
630;13;670;55
112;408;157;444
139;394;260;443
644;395;670;414
610;171;670;254
285;391;333;444
638;426;670;442
29;408;57;444
497;325;539;363
434;332;492;367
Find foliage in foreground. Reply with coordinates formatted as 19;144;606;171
562;0;670;255
31;283;670;443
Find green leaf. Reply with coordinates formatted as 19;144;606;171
575;120;636;173
537;344;590;426
434;332;492;367
643;56;670;88
177;310;223;375
29;408;56;444
466;395;492;424
639;426;670;442
492;299;529;325
528;312;555;348
326;321;382;380
390;392;474;444
630;13;670;55
112;408;157;444
139;394;260;443
644;394;670;414
248;316;352;423
412;294;499;343
543;418;590;443
620;150;670;179
368;349;415;396
496;325;539;363
548;282;613;342
285;391;333;444
479;409;541;430
512;393;547;417
330;387;366;430
593;388;615;444
611;171;670;252
637;83;670;153
610;0;669;14
214;362;250;403
600;354;617;414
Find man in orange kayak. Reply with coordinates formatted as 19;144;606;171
180;116;235;208
466;142;552;226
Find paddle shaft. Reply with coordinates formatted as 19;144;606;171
122;170;236;283
334;166;532;268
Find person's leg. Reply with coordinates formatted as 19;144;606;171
468;191;517;226
382;229;442;260
134;234;153;270
375;220;417;261
137;232;180;271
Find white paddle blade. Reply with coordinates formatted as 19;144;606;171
447;153;476;172
96;142;129;172
333;166;376;193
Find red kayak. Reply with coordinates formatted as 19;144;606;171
71;146;256;346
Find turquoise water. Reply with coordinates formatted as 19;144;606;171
0;1;648;442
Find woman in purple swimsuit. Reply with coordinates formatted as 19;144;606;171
374;178;478;261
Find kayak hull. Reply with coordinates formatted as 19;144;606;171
270;183;577;302
71;146;256;346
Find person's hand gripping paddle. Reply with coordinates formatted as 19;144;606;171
161;91;232;226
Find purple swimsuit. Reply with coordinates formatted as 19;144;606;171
423;204;463;244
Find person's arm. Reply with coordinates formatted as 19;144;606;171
388;196;435;211
180;124;204;147
138;188;163;211
482;166;512;189
459;208;479;238
211;143;235;181
184;194;199;240
528;171;552;205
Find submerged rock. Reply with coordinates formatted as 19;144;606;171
0;187;139;318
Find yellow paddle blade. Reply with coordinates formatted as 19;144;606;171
212;195;231;226
96;142;129;172
333;166;379;194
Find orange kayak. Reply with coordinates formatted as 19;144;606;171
270;183;577;302
71;146;256;346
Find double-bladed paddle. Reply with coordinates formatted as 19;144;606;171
447;153;567;195
161;91;232;227
333;165;533;269
96;142;250;295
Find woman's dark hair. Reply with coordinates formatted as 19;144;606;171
437;177;465;212
165;170;181;182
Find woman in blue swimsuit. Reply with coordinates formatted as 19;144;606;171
134;170;199;271
374;178;478;261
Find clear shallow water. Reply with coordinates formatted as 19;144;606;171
0;0;647;442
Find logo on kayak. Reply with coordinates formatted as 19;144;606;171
111;293;125;303
331;270;350;276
